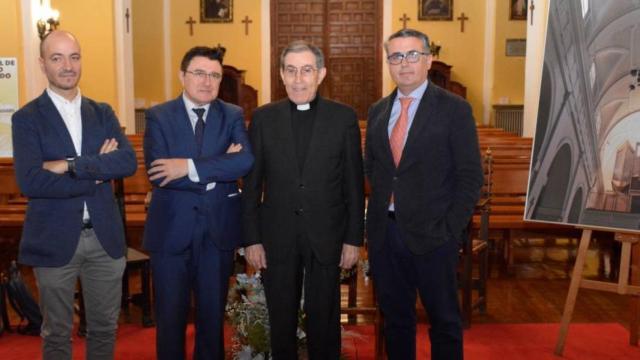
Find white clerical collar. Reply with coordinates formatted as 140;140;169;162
296;103;311;111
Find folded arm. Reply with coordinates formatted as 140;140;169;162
191;111;254;183
43;138;119;178
143;110;204;192
145;107;253;189
12;112;95;198
72;105;137;181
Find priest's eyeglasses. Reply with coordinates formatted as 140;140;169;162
283;65;317;78
185;70;222;81
387;50;429;65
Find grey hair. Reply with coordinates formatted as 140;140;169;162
279;40;325;69
383;28;430;54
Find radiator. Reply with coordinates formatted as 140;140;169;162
135;109;146;134
494;105;524;136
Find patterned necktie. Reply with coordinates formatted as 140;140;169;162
192;108;206;155
389;97;413;167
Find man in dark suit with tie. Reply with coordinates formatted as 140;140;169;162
365;29;483;359
143;46;253;359
242;40;364;359
11;30;137;359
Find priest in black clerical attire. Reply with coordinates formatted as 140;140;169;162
242;40;364;359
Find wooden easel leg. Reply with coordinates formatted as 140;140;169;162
555;229;592;356
631;241;639;346
632;295;639;346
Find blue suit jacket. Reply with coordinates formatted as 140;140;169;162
142;96;254;254
11;91;138;267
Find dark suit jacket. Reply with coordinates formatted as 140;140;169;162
242;97;364;264
142;96;253;253
364;84;483;255
12;91;137;267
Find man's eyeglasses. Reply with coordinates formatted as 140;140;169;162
185;70;222;81
387;50;430;65
283;65;317;78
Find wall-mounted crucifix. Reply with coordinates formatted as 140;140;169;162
185;16;196;36
242;15;253;36
399;13;410;29
457;12;469;33
125;8;130;34
529;0;535;26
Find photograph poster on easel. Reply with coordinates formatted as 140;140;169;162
524;0;640;233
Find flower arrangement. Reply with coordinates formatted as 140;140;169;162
226;272;308;359
226;261;369;360
226;272;273;359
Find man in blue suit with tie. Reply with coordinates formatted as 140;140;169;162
143;46;254;360
12;30;137;359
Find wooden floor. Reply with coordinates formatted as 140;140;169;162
339;235;634;327
3;235;636;331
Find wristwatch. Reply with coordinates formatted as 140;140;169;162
66;158;77;178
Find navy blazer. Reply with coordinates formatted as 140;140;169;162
364;84;484;255
142;96;253;254
12;91;138;267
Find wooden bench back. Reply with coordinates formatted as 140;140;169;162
491;167;529;197
0;165;21;204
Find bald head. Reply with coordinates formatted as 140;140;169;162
39;30;82;100
40;30;80;58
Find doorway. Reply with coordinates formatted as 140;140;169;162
270;0;382;119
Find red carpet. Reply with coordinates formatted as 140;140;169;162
1;323;639;359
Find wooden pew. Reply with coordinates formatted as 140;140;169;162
123;165;152;205
0;167;20;204
472;138;582;272
0;156;150;259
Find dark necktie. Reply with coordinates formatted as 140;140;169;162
192;108;206;155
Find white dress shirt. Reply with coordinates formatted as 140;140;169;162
46;87;90;221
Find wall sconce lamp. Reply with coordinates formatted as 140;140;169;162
37;1;60;40
430;41;441;59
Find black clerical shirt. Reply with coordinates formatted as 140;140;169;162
290;97;319;170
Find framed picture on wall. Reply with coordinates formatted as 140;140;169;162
418;0;454;21
510;0;528;20
505;39;527;56
201;0;233;23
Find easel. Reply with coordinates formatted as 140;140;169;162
555;228;640;355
